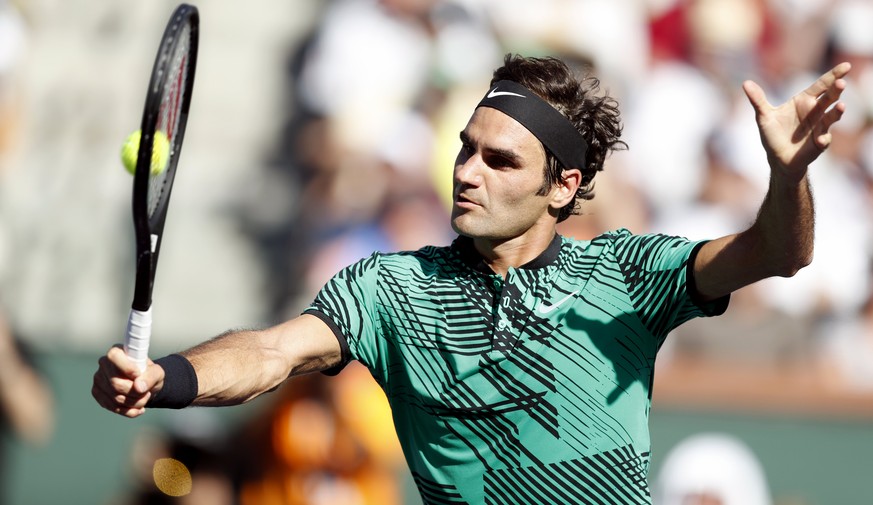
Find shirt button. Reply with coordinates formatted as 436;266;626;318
497;319;509;330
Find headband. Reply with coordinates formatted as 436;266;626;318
476;80;588;170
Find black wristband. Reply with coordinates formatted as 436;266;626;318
147;354;198;409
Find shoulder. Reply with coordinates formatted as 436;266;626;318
559;228;636;251
593;228;695;253
368;243;458;275
380;243;452;261
582;229;707;277
560;229;698;265
557;228;634;259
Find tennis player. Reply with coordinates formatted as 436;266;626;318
93;54;850;503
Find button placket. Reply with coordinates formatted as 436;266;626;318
489;270;520;357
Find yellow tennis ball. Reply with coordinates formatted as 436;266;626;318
121;130;171;176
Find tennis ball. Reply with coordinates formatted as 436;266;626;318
121;130;171;176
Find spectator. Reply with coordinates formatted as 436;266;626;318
653;432;772;505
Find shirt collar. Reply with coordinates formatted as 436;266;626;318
452;234;563;274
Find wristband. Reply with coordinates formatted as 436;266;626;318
147;354;198;409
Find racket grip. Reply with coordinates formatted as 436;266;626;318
124;307;152;373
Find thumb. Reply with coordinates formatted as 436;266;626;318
743;79;770;115
134;360;165;394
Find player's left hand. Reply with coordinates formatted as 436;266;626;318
743;62;851;182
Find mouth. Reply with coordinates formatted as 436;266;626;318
453;194;481;209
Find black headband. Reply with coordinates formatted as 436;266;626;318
476;80;588;171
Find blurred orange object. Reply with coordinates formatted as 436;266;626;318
239;364;404;505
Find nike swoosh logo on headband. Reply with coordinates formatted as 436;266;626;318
487;87;526;99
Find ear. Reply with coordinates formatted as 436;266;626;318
549;168;582;210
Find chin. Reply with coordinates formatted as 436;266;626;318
451;215;481;238
452;221;505;241
450;217;469;236
452;212;524;241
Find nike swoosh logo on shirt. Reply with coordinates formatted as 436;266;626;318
536;290;580;314
487;87;526;99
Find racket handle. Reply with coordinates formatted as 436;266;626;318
124;307;152;373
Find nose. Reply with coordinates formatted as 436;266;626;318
454;151;483;188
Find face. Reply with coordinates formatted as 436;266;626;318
451;107;568;241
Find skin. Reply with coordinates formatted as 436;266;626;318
0;309;54;443
92;63;851;418
451;107;581;276
694;62;850;300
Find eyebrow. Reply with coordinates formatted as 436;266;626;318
459;131;523;166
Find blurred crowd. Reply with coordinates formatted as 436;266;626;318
2;0;873;504
249;0;873;386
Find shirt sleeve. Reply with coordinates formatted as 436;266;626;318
608;229;729;342
303;252;382;375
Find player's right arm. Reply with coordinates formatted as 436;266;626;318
91;313;342;418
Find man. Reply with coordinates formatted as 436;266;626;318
93;54;850;504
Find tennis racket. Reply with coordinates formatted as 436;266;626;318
124;4;199;371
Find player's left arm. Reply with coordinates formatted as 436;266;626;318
692;62;851;301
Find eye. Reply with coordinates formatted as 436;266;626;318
485;154;516;170
459;136;475;155
455;142;473;167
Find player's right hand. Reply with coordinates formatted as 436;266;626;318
91;345;165;418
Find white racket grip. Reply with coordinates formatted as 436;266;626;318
124;308;152;373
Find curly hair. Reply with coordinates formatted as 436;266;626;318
490;54;626;221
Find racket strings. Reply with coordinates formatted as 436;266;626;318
147;25;192;219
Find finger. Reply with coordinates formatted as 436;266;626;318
102;367;151;407
91;380;146;416
96;354;137;396
92;380;118;411
815;132;834;151
92;377;149;417
92;366;143;412
94;355;153;415
743;79;770;115
115;391;151;409
107;345;142;380
111;404;146;418
133;360;165;395
809;78;848;119
820;101;847;133
118;408;146;418
804;62;852;98
93;349;153;417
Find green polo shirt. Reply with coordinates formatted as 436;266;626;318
305;229;728;504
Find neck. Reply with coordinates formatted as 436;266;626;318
472;228;557;277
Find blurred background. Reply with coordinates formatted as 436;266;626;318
1;0;872;503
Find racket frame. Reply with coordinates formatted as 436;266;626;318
125;4;199;370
